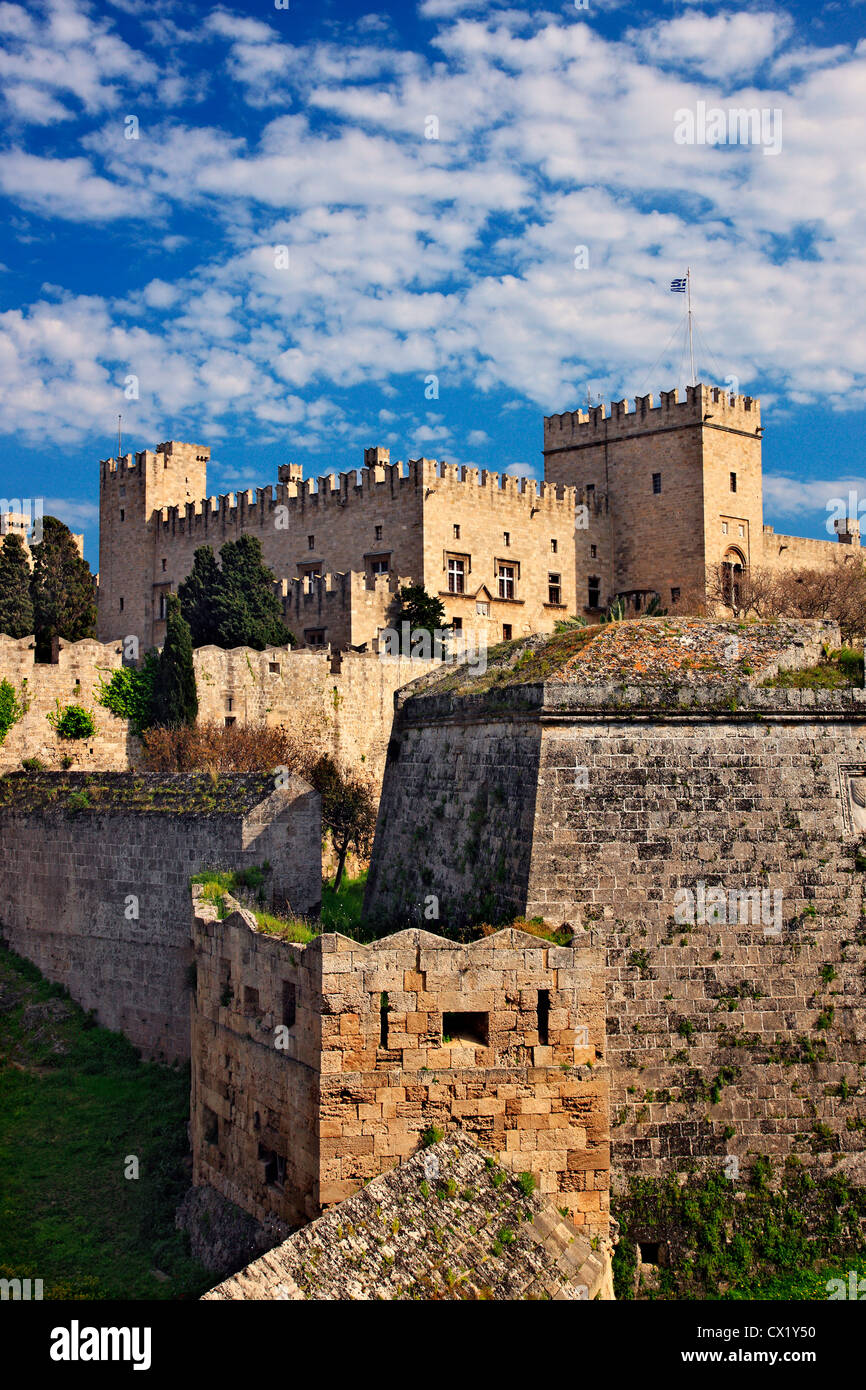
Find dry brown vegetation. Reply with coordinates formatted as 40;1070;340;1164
704;559;866;641
141;720;377;889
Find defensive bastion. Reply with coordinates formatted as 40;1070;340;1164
365;617;866;1187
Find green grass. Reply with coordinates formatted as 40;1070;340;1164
763;648;864;690
320;871;367;935
0;945;210;1300
191;866;318;943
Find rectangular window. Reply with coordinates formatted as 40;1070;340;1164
448;556;465;594
548;573;561;605
738;524;745;537
498;563;515;599
375;524;383;540
370;558;389;576
308;534;315;550
502;623;512;640
551;538;558;554
671;587;681;603
161;558;167;572
225;696;233;712
305;629;326;646
722;521;729;535
159;594;167;619
652;473;662;494
503;531;510;546
730;472;737;493
453;523;460;539
258;1145;286;1190
243;986;260;1018
119;508;125;522
588;577;600;608
380;991;389;1048
269;661;280;674
476;600;489;616
452;616;463;631
585;484;595;500
590;544;597;558
282;981;296;1029
224;716;236;727
119;596;124;612
442;1011;489;1047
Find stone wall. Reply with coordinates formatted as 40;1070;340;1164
0;636;135;772
365;675;866;1187
191;895;609;1231
0;773;320;1061
193;644;441;790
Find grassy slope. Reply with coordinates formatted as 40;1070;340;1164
0;946;210;1300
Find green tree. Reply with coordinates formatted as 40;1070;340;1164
210;536;294;650
392;583;450;643
0;533;34;637
29;517;96;660
178;537;293;650
151;595;198;728
177;546;222;647
308;753;378;891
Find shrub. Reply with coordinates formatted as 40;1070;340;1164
96;651;159;734
0;678;25;745
47;702;96;741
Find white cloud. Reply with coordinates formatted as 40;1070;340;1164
633;12;793;81
0;153;141;220
467;429;490;445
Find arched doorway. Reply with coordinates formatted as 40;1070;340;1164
721;547;746;607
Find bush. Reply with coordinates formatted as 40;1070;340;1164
95;651;159;734
0;678;24;745
47;702;96;741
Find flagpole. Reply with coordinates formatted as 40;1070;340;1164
687;267;696;386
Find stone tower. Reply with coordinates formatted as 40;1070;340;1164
543;384;762;612
98;441;209;647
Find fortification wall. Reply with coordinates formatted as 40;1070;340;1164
761;528;857;574
193;645;441;788
0;636;136;772
191;896;608;1229
366;685;866;1186
0;774;320;1061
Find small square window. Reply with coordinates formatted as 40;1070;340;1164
224;716;236;727
269;661;280;674
476;600;489;617
652;473;661;495
305;629;327;647
452;616;463;631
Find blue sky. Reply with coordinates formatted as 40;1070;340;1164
1;0;865;567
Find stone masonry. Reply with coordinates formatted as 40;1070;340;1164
365;619;866;1187
0;773;320;1061
191;890;608;1231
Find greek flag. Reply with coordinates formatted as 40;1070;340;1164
670;277;687;292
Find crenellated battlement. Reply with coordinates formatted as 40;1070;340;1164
544;383;761;450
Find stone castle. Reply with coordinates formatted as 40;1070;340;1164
96;383;857;656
